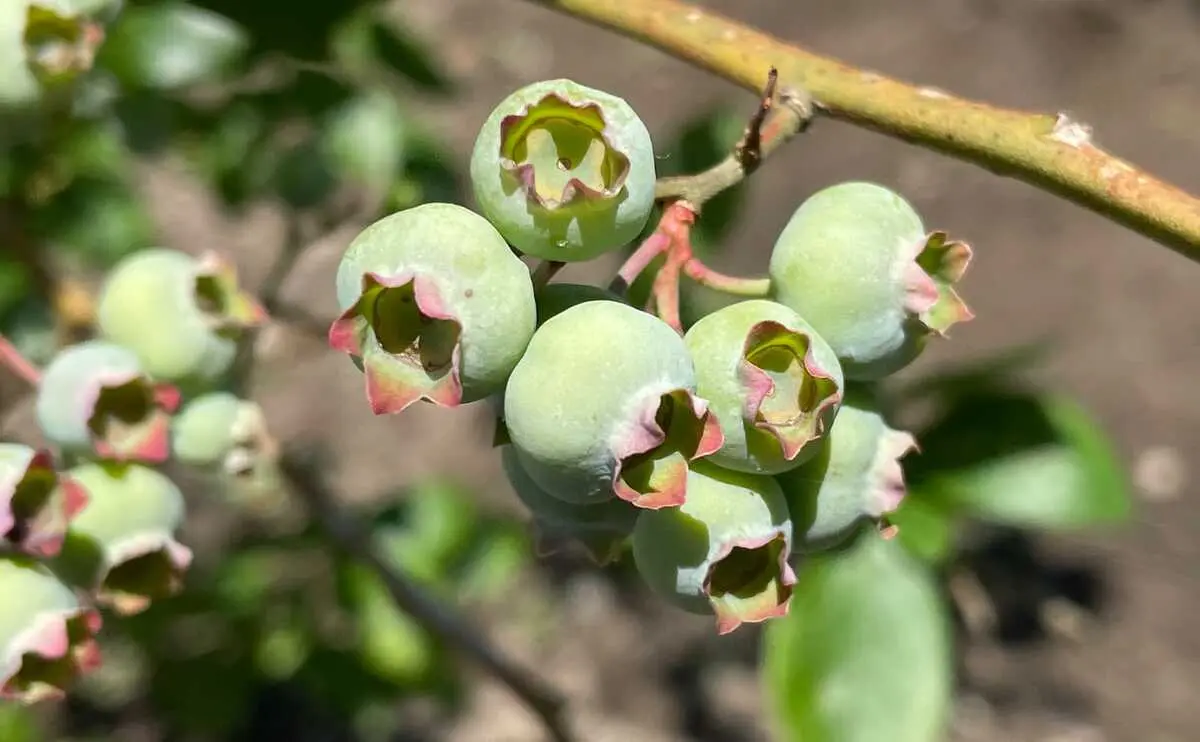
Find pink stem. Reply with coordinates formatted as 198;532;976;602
682;258;772;297
0;333;41;386
649;248;685;332
614;231;670;290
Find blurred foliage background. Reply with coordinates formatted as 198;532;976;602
0;1;1145;741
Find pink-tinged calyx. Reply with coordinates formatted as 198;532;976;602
329;271;464;415
498;93;632;210
24;5;106;85
86;373;179;463
1;451;88;558
867;428;920;519
739;321;842;462
193;251;269;333
95;536;194;616
903;232;974;336
611;389;724;510
1;596;102;703
704;531;796;635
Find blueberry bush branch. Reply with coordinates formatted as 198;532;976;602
279;451;576;742
524;0;1200;265
614;69;810;328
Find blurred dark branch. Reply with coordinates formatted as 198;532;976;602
528;0;1200;265
278;450;576;742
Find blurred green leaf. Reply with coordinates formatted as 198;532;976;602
0;258;32;321
255;613;311;681
271;137;338;209
908;391;1132;528
321;88;406;192
149;651;255;735
54;117;132;181
898;341;1053;404
0;705;38;742
764;534;952;742
100;3;249;90
889;492;955;564
344;562;436;685
366;16;455;95
35;178;154;265
458;526;529;603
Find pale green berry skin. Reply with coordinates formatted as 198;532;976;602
0;555;95;701
35;340;144;453
500;444;636;540
171;392;257;466
0;1;43;112
769;182;928;379
56;462;189;596
778;400;916;553
336;202;537;402
470;78;656;262
535;282;622;326
0;557;80;647
684;299;843;475
97;249;238;385
631;460;792;620
503;300;696;504
0;0;115;141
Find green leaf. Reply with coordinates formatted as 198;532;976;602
0;257;32;321
888;492;955;564
908;391;1132;529
100;3;249;90
321;88;407;192
764;534;952;742
367;17;455;95
339;561;435;686
34;178;154;266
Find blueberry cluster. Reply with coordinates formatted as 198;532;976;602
1;248;269;702
331;79;973;635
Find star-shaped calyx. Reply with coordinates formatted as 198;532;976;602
499;93;632;211
610;389;725;509
329;271;464;415
0;445;87;558
738;320;843;464
903;232;974;336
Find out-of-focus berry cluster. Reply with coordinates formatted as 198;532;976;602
2;245;272;702
331;79;973;635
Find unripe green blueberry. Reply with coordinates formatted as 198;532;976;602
0;443;87;557
470;78;656;261
778;399;917;553
0;0;109;117
35;340;180;463
331;202;537;414
768;182;973;379
96;249;266;388
500;445;636;565
504;300;723;509
684;299;843;475
534;282;622;327
53;462;191;615
631;460;795;634
0;555;102;703
171;392;275;479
